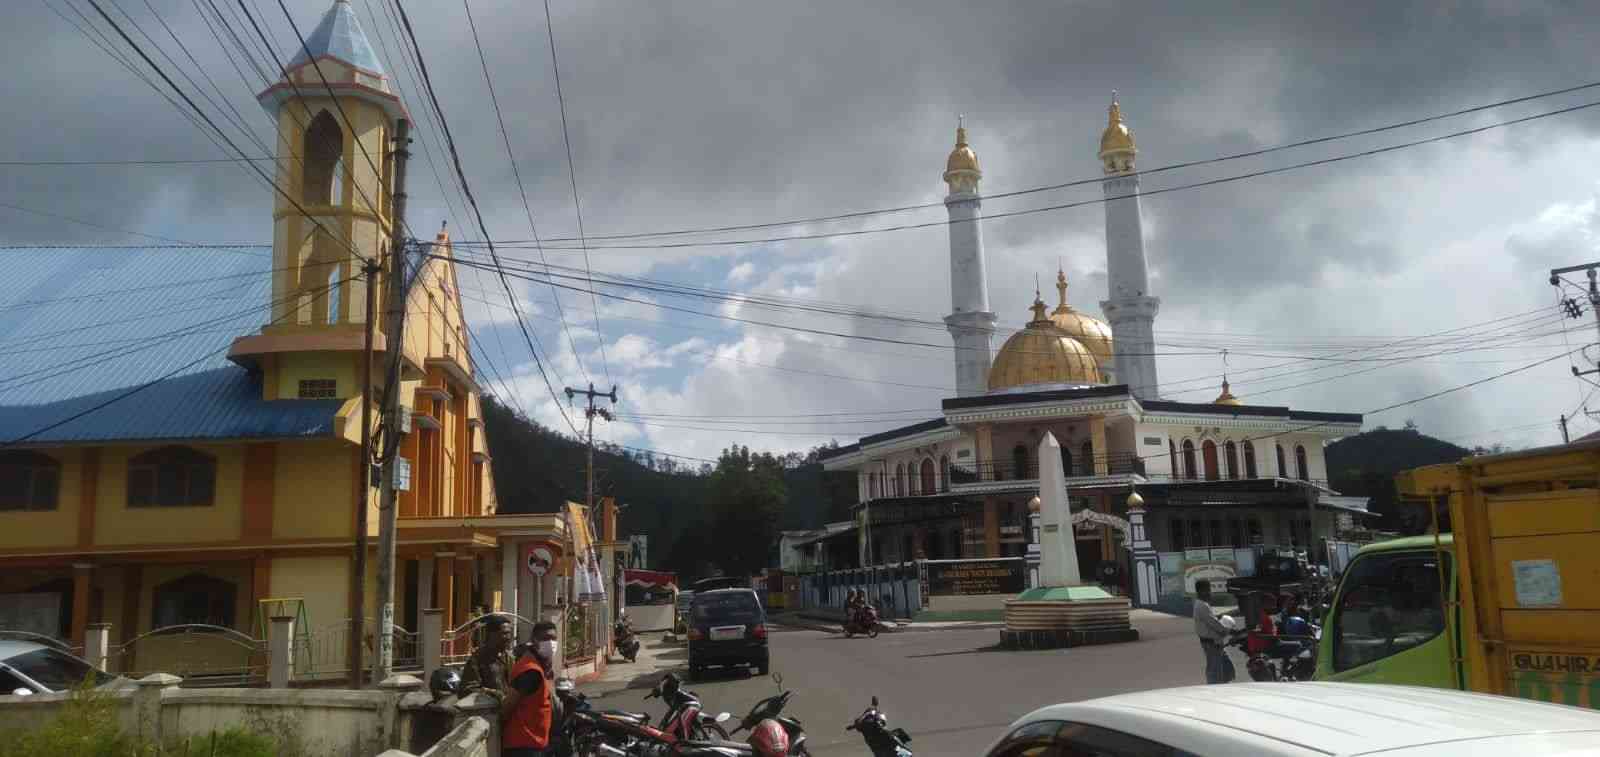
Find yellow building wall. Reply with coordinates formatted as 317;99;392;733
0;448;82;549
273;350;359;401
94;445;245;546
273;439;358;540
271;555;349;637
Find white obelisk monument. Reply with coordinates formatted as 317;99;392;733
1036;432;1082;587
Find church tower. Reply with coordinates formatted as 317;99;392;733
1097;95;1161;398
229;0;407;403
942;120;997;397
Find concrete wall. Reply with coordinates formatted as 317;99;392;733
926;593;1011;612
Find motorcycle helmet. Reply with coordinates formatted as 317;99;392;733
1281;615;1312;637
749;719;791;757
429;667;461;700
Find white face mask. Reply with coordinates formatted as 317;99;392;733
537;639;558;660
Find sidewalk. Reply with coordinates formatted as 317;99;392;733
577;632;687;697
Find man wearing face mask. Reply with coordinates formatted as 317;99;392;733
501;621;559;756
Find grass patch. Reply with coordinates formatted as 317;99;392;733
0;680;283;757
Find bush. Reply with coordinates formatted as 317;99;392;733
0;681;279;757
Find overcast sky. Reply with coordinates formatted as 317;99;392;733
10;0;1600;462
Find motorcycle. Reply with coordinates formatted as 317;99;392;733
847;696;912;757
647;672;733;742
843;604;884;639
674;674;807;756
1232;617;1320;682
553;674;730;757
616;612;642;663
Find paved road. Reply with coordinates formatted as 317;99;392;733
581;613;1216;756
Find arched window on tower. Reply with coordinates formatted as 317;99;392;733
1276;444;1287;478
303;111;343;205
1202;440;1219;481
920;458;936;494
1243;441;1258;478
1224;441;1239;480
1181;440;1197;480
326;264;341;324
1295;445;1310;481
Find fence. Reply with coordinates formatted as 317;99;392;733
798;563;922;619
299;619;422;679
108;624;266;687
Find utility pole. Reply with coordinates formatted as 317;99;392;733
1560;414;1571;444
351;254;381;688
564;383;616;615
1551;262;1600;381
374;118;411;683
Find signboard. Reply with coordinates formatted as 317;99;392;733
924;559;1025;596
524;544;554;577
1158;551;1239;598
1512;559;1563;608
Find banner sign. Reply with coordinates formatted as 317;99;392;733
923;559;1025;596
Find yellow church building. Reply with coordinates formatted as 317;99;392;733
0;0;568;681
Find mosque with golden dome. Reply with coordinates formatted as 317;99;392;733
816;96;1369;614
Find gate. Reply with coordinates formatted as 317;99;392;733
108;625;265;686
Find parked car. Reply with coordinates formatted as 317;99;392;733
985;682;1600;756
0;639;121;695
686;588;769;679
690;577;747;593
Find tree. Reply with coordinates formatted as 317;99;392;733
706;445;787;577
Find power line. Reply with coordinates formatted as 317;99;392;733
388;0;578;437
457;94;1600;252
539;0;610;386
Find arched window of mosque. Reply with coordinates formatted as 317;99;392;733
939;455;950;490
895;464;905;496
920;458;936;494
1169;441;1177;475
1080;439;1093;476
0;451;60;512
1202;440;1219;481
1012;444;1030;480
128;446;215;508
1295;445;1310;481
1060;446;1073;478
303;111;343;205
1181;440;1197;480
1243;441;1258;478
868;473;878;500
1276;444;1287;477
1224;441;1239;480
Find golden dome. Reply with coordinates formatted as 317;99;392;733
988;294;1104;391
1049;269;1114;366
1214;378;1242;406
1098;95;1136;156
945;122;980;175
1027;495;1042;513
1125;490;1145;510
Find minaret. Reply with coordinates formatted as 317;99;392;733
228;0;407;401
942;118;997;397
1097;94;1161;398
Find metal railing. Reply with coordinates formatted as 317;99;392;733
300;619;421;678
949;453;1146;484
109;624;266;687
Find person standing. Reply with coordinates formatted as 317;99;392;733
502;621;559;757
460;615;514;694
1193;580;1234;684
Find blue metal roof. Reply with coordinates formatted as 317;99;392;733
0;246;340;445
287;0;385;76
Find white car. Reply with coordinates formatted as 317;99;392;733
0;639;120;696
985;683;1600;756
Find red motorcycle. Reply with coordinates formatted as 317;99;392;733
843;604;884;638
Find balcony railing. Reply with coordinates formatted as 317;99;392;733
949;453;1146;484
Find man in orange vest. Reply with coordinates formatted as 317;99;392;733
500;621;559;756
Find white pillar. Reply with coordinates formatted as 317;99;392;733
1036;432;1082;586
420;609;443;681
268;615;295;688
500;540;519;630
84;623;110;674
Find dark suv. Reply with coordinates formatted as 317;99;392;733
686;588;769;679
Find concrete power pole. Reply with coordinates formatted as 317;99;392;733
352;255;381;688
374;119;412;683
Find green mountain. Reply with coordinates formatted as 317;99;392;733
1325;425;1471;533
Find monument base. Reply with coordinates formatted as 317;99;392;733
1000;586;1138;650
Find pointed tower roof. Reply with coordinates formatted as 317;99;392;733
1214;378;1242;406
288;0;385;75
257;0;403;120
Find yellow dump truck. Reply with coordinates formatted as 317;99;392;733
1313;439;1600;708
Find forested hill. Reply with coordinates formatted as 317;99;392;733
480;398;856;576
1325;424;1475;532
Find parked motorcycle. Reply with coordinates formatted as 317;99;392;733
616;611;642;663
843;604;884;638
647;672;733;741
847;696;912;757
